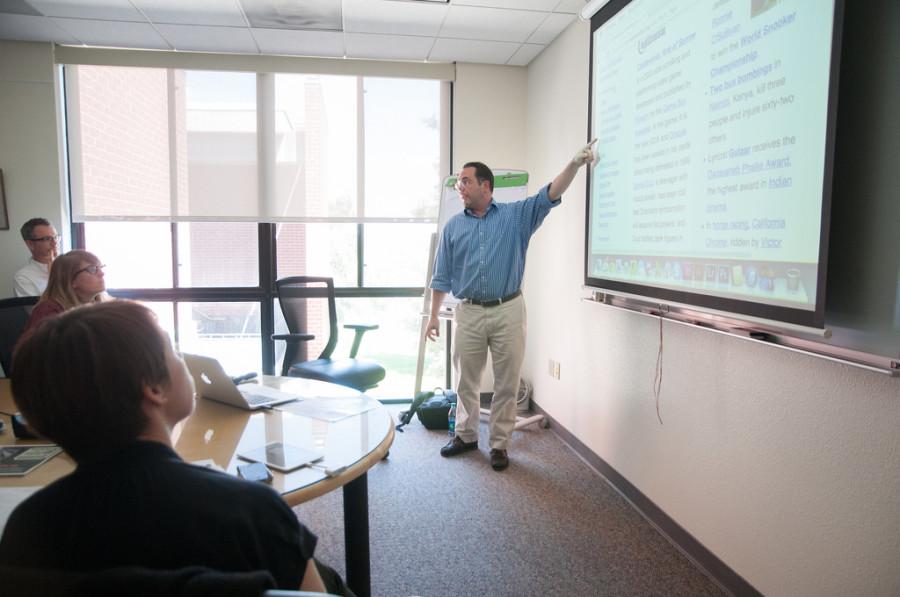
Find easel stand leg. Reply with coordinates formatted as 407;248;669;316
478;407;545;430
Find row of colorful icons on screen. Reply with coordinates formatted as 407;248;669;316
594;257;802;293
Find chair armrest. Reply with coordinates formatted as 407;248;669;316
272;333;315;343
272;333;315;377
343;324;378;331
343;324;378;358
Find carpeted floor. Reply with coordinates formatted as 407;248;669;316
294;406;726;597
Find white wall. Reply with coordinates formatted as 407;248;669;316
520;18;900;597
0;41;65;296
452;63;527;173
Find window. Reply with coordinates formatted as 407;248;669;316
364;77;442;219
273;74;358;219
144;301;263;374
184;71;258;218
85;222;173;288
178;223;259;288
68;67;443;223
363;223;435;287
85;221;260;288
65;64;449;398
276;222;356;284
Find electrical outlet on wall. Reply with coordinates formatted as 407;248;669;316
548;359;561;379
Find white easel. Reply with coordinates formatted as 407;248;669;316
413;171;545;431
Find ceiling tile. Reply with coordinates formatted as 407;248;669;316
429;37;518;65
156;24;259;54
132;0;247;27
240;0;341;31
527;12;574;44
50;17;170;49
507;43;544;66
0;13;79;43
27;0;145;21
345;32;434;61
0;0;582;64
553;0;585;14
453;0;559;10
251;27;344;57
440;5;546;43
343;0;447;37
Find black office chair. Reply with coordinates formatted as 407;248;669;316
0;296;39;377
274;276;385;392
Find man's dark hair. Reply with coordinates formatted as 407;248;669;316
463;161;494;192
11;301;170;462
20;217;52;241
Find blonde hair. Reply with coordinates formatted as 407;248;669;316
41;250;104;310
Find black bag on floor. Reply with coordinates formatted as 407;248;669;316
396;389;458;431
396;390;433;431
416;395;451;430
417;390;457;430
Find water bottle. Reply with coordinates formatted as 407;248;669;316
447;401;457;436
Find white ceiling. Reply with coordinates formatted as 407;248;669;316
0;0;586;66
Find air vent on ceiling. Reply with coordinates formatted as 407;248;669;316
240;0;342;31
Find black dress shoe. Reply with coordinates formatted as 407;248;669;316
490;449;509;471
440;436;478;457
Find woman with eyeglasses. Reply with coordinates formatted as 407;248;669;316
22;249;107;336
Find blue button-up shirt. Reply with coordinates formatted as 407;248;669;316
430;183;561;301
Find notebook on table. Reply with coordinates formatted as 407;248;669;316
183;354;299;411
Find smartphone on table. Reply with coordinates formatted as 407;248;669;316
238;442;323;473
236;461;272;483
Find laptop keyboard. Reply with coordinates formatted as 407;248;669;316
240;392;274;406
238;385;297;405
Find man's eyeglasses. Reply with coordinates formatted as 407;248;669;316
29;235;61;244
456;176;486;191
75;264;105;276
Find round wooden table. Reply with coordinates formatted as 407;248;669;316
0;376;394;597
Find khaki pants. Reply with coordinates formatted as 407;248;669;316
452;295;525;450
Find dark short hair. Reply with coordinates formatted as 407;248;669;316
20;218;52;241
11;301;170;462
463;161;494;192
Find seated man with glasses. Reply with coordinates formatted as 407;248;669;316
21;250;108;337
13;217;60;297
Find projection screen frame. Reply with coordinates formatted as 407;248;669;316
583;0;846;329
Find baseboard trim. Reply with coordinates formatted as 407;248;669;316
532;401;761;597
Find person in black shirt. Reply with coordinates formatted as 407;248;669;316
0;300;345;594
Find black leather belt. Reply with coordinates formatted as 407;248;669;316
463;290;521;307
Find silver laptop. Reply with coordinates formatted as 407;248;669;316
183;353;299;411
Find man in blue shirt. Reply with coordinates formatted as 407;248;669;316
426;141;597;470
